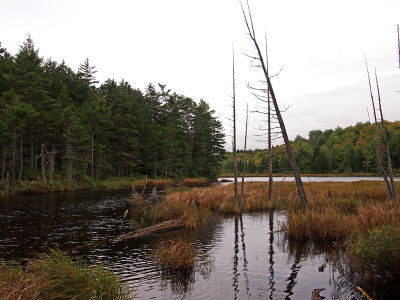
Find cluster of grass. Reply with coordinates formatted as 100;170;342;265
0;250;132;300
345;225;400;299
182;178;209;186
151;181;399;242
153;239;195;271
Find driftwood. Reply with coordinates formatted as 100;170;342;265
65;218;186;252
112;218;186;243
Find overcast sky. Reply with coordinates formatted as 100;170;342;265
1;0;399;150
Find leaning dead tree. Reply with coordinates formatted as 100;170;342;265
240;0;308;209
240;103;249;210
365;58;397;199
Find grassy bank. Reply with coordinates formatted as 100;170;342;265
0;177;210;196
148;180;400;242
0;250;132;300
218;173;382;178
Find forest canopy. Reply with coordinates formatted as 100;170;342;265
222;121;400;175
0;37;225;185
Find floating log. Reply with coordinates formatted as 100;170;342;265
65;218;186;252
111;218;186;244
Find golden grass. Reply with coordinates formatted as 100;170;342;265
153;239;195;271
160;180;399;242
183;178;209;186
0;250;131;300
133;179;175;189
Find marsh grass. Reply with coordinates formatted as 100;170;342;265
153;239;195;271
343;225;400;299
157;181;399;242
0;250;132;300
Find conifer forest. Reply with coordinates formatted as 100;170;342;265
0;37;225;187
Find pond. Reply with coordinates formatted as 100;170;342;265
218;176;400;184
0;189;357;299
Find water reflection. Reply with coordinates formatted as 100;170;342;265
0;191;357;299
239;214;250;298
268;210;275;299
232;215;239;299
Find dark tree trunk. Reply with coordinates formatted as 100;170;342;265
12;131;16;184
18;135;23;180
30;135;34;169
91;134;94;179
41;144;46;184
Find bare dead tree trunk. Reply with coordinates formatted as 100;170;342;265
365;59;394;199
232;49;238;202
240;1;308;209
266;37;273;202
375;70;397;198
240;103;249;209
18;135;23;180
397;24;400;69
40;144;46;184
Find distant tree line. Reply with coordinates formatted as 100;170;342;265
0;37;225;186
223;121;400;174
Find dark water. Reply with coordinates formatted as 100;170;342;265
0;190;356;299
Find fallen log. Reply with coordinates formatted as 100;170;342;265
65;218;186;252
111;218;186;244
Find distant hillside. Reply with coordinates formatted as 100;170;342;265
221;121;400;175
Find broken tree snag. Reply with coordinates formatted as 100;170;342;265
240;103;249;210
111;218;186;244
232;48;238;202
365;59;394;199
266;36;273;202
375;70;397;198
240;0;308;209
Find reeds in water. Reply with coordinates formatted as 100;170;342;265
0;249;132;300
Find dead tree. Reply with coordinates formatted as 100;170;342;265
240;0;308;209
365;58;394;199
375;69;397;198
266;38;273;202
397;24;400;69
232;49;238;202
240;103;249;209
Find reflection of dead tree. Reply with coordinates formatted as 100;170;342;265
240;0;308;209
365;59;397;199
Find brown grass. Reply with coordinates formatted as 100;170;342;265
133;179;175;190
183;178;209;186
153;239;195;271
160;180;399;242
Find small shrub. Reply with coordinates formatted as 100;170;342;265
348;225;400;298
